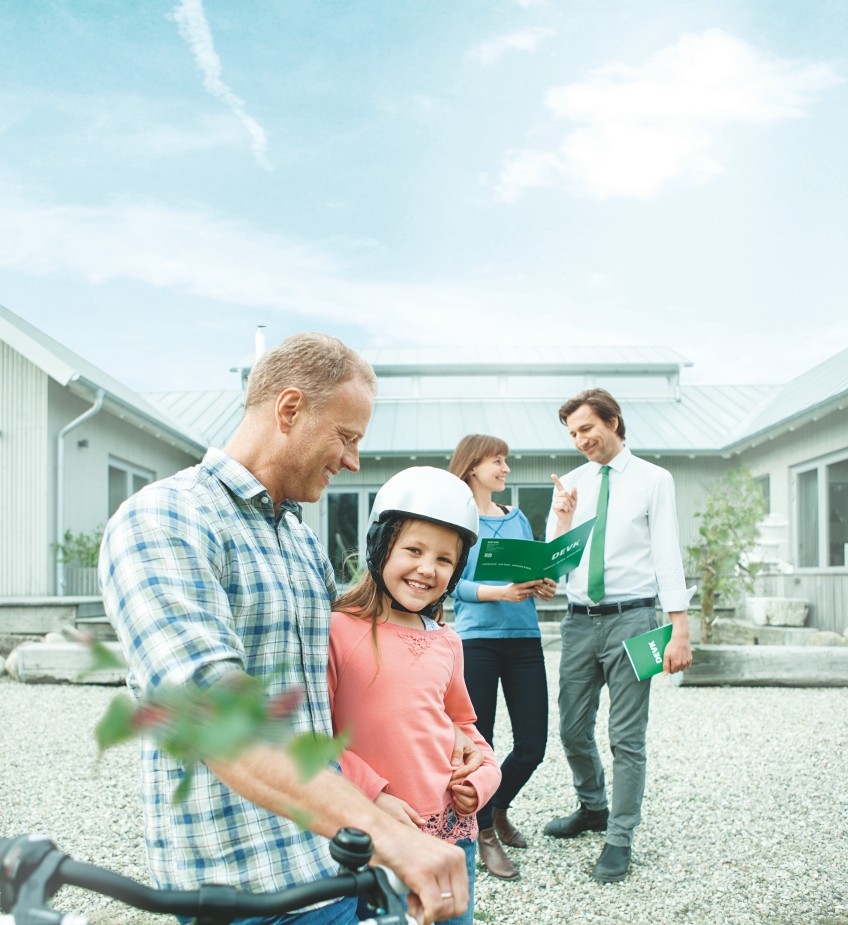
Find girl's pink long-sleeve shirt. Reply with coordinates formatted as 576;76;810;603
328;611;501;842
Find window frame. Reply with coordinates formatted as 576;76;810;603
322;487;379;587
108;456;155;517
792;449;848;571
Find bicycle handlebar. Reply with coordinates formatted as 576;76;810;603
0;830;414;925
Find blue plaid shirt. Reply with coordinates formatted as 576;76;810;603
99;448;339;893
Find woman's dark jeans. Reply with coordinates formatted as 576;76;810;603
461;637;548;831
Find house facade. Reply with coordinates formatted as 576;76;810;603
2;305;846;630
0;305;205;597
163;341;848;630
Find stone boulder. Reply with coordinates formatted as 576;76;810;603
745;596;809;627
5;640;125;684
805;631;848;647
5;647;19;680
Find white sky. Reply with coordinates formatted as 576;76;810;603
1;1;846;392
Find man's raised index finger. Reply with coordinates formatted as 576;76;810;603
550;473;565;491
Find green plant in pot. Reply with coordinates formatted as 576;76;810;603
53;526;105;593
52;526;105;568
687;467;766;644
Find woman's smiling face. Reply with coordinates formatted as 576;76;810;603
472;454;510;493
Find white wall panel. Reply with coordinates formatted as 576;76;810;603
0;344;50;596
737;412;848;564
48;381;200;540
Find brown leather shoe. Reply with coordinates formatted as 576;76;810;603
478;828;519;880
493;807;528;848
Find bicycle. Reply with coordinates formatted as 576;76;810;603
0;827;415;925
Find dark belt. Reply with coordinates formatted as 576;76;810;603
569;597;656;617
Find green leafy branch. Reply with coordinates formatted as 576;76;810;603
686;467;767;643
87;641;345;804
52;526;105;567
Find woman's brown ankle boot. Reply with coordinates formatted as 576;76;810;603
478;827;519;880
493;807;528;848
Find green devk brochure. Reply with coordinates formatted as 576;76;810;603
622;623;673;681
472;517;595;583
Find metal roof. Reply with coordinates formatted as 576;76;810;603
9;304;840;459
359;345;693;376
1;303;207;455
147;383;773;455
361;385;774;456
142;347;844;457
724;346;848;446
229;345;694;378
144;390;244;450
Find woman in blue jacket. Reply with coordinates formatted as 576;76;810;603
449;434;557;881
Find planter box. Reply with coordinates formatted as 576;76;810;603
65;567;100;595
677;644;848;687
745;596;808;627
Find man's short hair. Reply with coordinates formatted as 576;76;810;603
244;332;377;412
558;388;626;439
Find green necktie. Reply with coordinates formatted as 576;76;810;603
587;465;610;604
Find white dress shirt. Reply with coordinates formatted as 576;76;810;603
546;446;690;613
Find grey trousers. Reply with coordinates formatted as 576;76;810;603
557;605;658;847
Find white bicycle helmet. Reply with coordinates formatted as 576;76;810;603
366;466;479;617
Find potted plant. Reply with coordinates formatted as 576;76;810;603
53;526;104;595
686;468;766;643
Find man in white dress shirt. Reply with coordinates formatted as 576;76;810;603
543;388;692;882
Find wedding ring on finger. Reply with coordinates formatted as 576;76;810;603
440;892;453;899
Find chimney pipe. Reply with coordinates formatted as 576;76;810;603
255;324;267;361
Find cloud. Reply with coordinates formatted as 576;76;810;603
171;0;271;170
467;27;555;66
495;29;841;201
0;188;547;344
0;85;252;161
2;185;840;386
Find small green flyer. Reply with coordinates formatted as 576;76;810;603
622;623;673;681
472;518;595;583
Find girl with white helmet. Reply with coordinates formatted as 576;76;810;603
328;467;501;925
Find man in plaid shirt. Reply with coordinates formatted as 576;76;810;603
100;333;471;925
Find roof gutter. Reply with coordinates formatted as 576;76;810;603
68;375;207;455
56;386;105;595
720;394;848;456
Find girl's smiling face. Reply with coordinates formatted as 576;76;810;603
380;519;461;617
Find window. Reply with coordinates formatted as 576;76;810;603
108;458;154;516
753;475;771;514
794;452;848;568
828;459;848;567
488;485;553;541
515;486;554;540
325;489;377;585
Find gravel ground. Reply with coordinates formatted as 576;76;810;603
1;654;847;925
